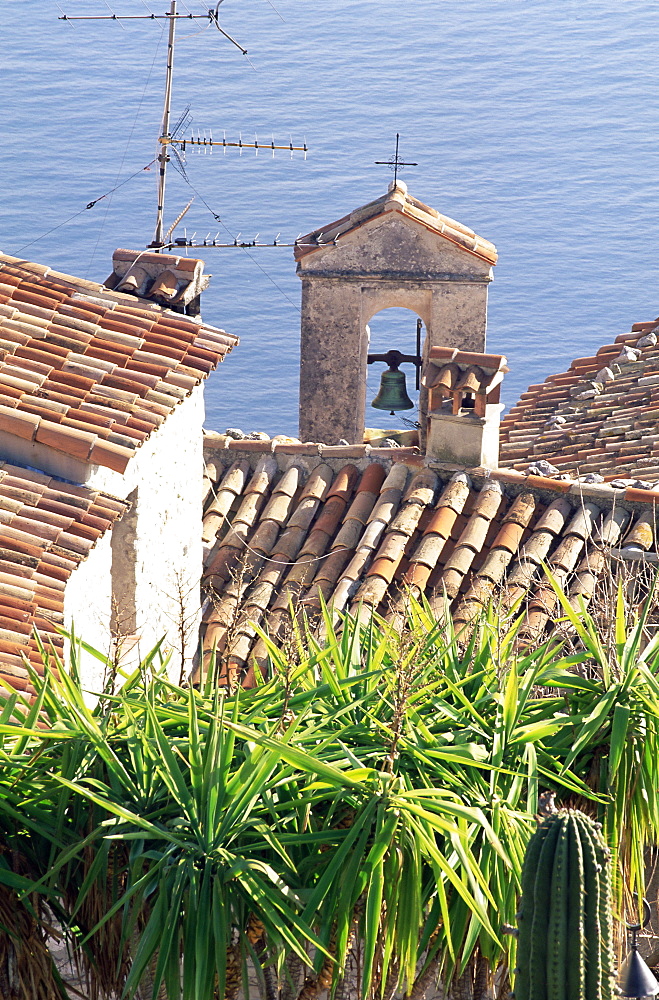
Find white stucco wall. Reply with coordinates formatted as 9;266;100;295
92;383;205;679
62;531;114;700
101;384;205;678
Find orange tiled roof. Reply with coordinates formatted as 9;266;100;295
0;461;126;696
500;320;659;482
199;442;659;686
294;182;498;266
0;253;238;473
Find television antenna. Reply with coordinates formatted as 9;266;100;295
57;1;309;250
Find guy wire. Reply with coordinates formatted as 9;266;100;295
87;21;166;276
12;160;157;257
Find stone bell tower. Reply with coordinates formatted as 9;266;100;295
294;181;497;445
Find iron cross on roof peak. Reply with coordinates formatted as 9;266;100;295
374;133;418;185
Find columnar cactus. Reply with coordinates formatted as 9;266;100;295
514;808;615;1000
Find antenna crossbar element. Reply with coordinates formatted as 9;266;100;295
59;13;210;20
58;8;248;55
165;239;298;249
168;136;307;154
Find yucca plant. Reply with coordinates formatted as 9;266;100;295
543;570;659;928
1;580;659;999
0;605;549;998
259;599;604;998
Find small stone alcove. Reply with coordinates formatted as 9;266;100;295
295;180;497;444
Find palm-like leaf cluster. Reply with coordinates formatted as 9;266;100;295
0;587;658;1000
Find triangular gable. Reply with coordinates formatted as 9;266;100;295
294;181;497;270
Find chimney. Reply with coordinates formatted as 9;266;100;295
423;346;507;469
105;249;210;316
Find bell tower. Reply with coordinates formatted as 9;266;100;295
295;181;497;445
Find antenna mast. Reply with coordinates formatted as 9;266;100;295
153;0;177;249
58;5;309;250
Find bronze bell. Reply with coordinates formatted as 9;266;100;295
371;367;414;414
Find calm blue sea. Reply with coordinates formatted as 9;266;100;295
2;1;659;438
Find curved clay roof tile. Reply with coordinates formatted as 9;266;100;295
429;362;461;392
456;365;487;393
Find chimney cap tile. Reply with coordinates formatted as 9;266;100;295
428;346;507;371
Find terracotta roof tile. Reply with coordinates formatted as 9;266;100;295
0;254;238;471
35;423;96;462
500;319;659;480
0;407;40;441
199;451;659;686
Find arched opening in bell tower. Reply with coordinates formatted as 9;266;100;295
364;306;425;440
